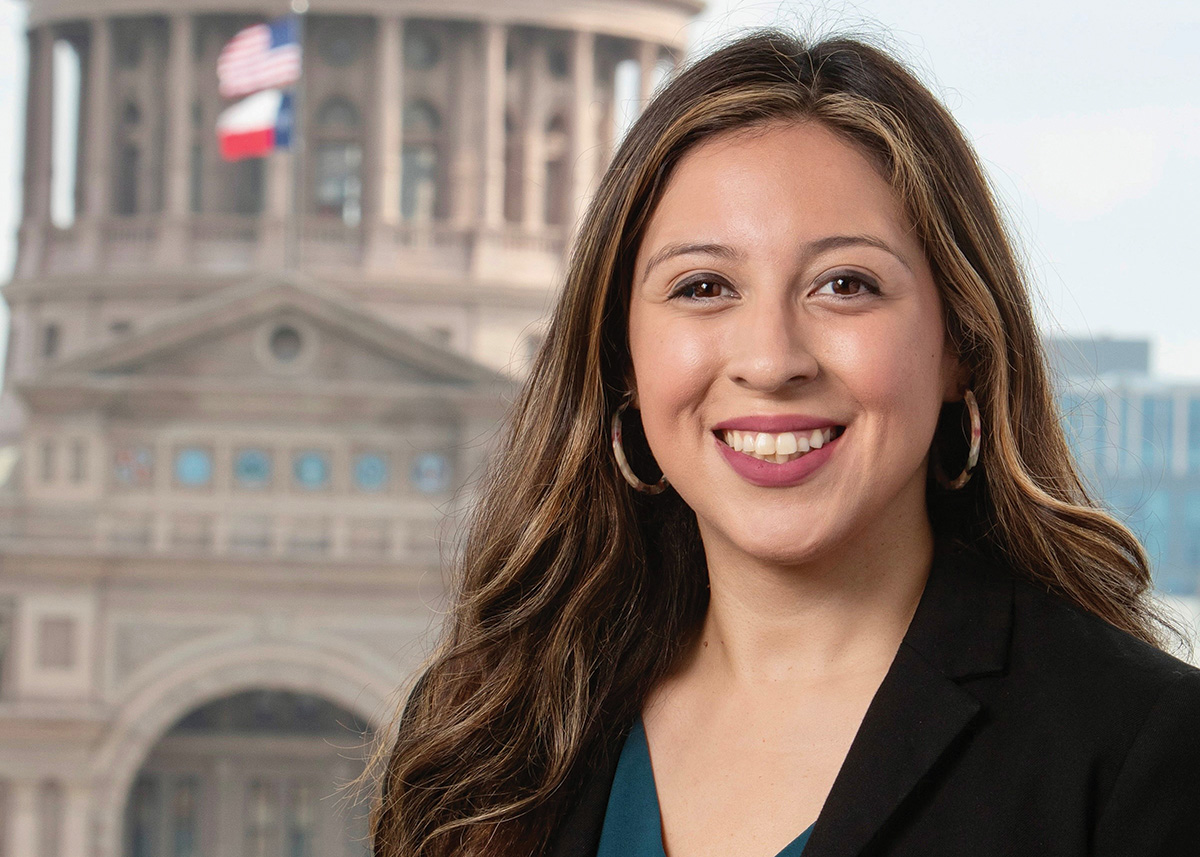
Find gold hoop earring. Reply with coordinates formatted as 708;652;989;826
934;389;982;490
611;399;668;495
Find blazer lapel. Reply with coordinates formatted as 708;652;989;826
803;545;1014;857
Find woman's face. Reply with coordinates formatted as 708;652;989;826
628;121;962;569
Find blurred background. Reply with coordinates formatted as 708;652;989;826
0;1;1196;856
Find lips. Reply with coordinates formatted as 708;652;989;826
708;417;845;487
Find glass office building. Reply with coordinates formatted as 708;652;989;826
1049;337;1200;595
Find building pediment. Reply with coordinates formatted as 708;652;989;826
26;275;504;392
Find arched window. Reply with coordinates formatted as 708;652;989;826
312;96;363;224
544;114;569;226
401;100;441;222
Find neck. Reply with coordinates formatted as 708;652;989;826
689;504;935;690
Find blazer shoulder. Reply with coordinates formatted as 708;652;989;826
1006;569;1198;704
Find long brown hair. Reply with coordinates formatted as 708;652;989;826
372;31;1180;856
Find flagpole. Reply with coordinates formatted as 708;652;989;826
286;0;308;272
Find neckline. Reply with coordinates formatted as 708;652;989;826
629;718;815;857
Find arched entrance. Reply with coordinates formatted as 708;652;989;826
124;690;374;857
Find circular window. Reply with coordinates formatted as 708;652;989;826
411;452;450;494
318;26;362;67
404;31;440;70
354;453;388;492
294;451;330;490
175;448;213;487
234;449;272;489
269;325;303;363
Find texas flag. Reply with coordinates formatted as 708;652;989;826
216;89;295;161
217;16;302;99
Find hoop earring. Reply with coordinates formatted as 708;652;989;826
611;399;668;495
933;389;982;490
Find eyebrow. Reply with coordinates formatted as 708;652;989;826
640;233;913;279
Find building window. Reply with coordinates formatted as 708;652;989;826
234;448;272;490
245;780;277;857
269;325;303;363
285;784;315;857
316;20;364;67
233;158;265;215
127;778;160;857
503;113;522;223
1185;492;1200;568
404;30;439;70
1142;396;1173;475
401;101;442;222
113;445;154;489
70;439;87;483
410;451;450;494
352;452;388;492
312;97;363;225
40;440;56;483
42;323;60;359
292;451;330;491
1188;398;1200;473
37;616;76;669
171;779;199;857
544;114;569;226
174;447;213;487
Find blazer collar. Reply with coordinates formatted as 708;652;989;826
548;543;1016;857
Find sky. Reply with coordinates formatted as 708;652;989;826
1;0;1198;378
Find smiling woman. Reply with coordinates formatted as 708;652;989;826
372;32;1200;857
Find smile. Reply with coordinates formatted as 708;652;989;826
718;426;846;464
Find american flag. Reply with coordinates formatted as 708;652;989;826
217;16;301;99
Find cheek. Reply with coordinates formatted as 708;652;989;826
628;312;715;424
828;313;948;423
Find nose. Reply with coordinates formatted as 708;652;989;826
726;296;818;392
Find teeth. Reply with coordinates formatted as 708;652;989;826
720;427;840;463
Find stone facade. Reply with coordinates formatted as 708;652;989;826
0;0;699;855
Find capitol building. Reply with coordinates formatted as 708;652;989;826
0;0;697;855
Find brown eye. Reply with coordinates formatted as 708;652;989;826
815;273;880;298
672;276;733;300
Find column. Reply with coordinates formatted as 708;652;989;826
521;41;548;232
79;17;112;266
569;30;597;230
481;22;506;230
8;780;39;857
367;15;403;267
17;26;55;280
638;40;659;106
159;12;195;265
61;784;92;857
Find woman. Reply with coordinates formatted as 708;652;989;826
372;32;1200;857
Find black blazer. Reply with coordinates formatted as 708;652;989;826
547;546;1200;857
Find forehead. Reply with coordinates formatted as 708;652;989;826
636;121;918;273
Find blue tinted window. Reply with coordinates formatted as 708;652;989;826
293;451;330;490
353;453;388;492
411;452;450;494
1141;396;1174;475
1184;492;1200;568
234;448;272;488
175;448;212;486
1188;399;1200;473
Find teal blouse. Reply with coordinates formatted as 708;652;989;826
596;720;814;857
